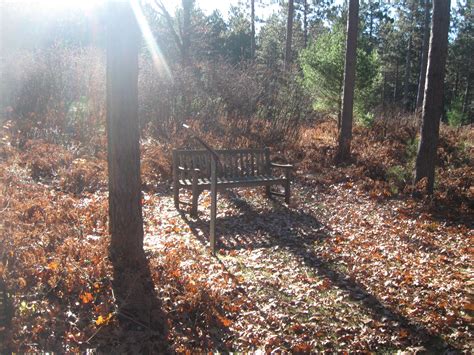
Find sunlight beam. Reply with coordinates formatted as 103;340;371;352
131;0;172;79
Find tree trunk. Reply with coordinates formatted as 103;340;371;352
181;0;193;66
368;6;373;49
303;0;308;48
462;75;471;117
454;70;459;97
416;0;431;111
394;61;399;102
414;0;450;195
382;70;387;109
285;0;294;70
335;0;359;162
403;35;412;110
106;1;151;324
251;0;256;59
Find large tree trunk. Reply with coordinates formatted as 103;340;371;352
416;0;431;111
414;0;450;195
106;1;151;324
284;0;294;70
335;0;359;162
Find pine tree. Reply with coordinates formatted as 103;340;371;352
285;0;295;70
414;0;450;195
416;0;431;111
335;0;359;162
106;1;152;325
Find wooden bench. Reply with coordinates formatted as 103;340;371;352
174;125;293;253
172;148;293;217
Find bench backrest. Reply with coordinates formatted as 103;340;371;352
173;148;271;179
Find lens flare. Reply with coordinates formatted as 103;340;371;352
131;0;172;79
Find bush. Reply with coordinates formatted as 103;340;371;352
386;165;411;194
59;157;107;195
358;112;375;127
3;44;308;152
22;140;73;181
2;47;105;146
447;97;468;127
300;24;381;119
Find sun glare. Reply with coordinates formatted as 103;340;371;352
18;0;172;79
131;0;172;79
38;0;105;10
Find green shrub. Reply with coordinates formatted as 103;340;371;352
406;137;419;162
447;97;468;127
358;112;375;127
300;24;381;118
386;164;411;194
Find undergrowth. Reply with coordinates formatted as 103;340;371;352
0;113;472;352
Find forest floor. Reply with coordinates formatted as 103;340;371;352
0;120;472;352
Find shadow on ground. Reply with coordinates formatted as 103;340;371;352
98;250;170;353
179;189;456;352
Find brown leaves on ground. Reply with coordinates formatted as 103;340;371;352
0;119;472;352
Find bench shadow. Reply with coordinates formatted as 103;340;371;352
179;190;456;352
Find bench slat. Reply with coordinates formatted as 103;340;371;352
174;148;273;179
179;175;286;189
174;148;266;155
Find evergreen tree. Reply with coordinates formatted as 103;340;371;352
106;0;152;326
285;0;295;69
414;0;451;195
446;0;473;123
335;0;359;162
416;0;431;111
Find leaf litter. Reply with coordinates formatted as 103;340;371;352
0;122;472;352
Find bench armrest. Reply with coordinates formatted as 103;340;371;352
270;162;294;169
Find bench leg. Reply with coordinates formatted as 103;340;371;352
284;169;291;204
265;186;271;198
285;180;291;204
191;193;199;217
174;185;180;209
191;182;199;217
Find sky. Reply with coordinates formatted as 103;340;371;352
163;0;280;19
193;0;241;16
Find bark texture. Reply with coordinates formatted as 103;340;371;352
335;0;359;162
106;1;151;324
414;0;450;195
